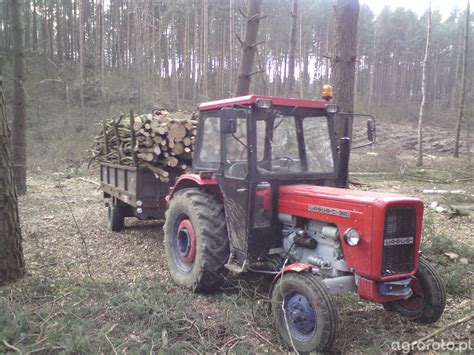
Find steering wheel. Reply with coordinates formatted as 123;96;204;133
258;156;295;172
227;161;248;178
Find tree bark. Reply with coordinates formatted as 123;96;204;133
235;0;263;96
10;0;27;195
287;0;298;97
0;57;25;285
454;0;470;158
416;3;431;166
331;0;359;141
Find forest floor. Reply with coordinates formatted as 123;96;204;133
1;123;473;354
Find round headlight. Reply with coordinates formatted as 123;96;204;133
136;207;143;214
344;228;361;246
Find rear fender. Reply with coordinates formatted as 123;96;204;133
269;263;313;297
167;173;222;205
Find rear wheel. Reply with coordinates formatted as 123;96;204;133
108;200;125;232
271;272;338;353
383;256;446;324
164;188;229;293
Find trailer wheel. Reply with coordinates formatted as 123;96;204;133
383;256;446;324
108;200;125;232
271;272;338;353
164;188;229;293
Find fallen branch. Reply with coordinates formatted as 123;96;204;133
411;313;474;346
77;177;100;186
2;340;21;353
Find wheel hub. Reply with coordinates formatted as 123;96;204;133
285;292;316;335
400;277;425;309
176;219;196;264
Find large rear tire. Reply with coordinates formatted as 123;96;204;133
164;188;229;293
271;272;338;353
383;256;446;324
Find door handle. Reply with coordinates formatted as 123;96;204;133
236;188;247;192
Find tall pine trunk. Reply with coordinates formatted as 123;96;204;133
10;0;27;195
454;1;470;158
0;57;25;285
331;0;359;141
416;3;431;166
287;0;298;97
235;0;263;96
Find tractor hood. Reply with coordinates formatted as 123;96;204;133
277;184;424;282
278;184;422;220
279;185;404;207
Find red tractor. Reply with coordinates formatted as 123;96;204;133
102;91;446;352
162;93;446;352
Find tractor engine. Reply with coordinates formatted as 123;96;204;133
279;215;348;278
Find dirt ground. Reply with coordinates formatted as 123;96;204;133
13;149;472;354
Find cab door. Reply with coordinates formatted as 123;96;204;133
215;109;251;271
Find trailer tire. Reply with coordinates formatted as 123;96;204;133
271;272;338;353
164;188;229;293
383;256;446;324
108;200;125;232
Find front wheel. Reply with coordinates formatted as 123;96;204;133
163;188;229;293
271;272;338;353
383;256;446;324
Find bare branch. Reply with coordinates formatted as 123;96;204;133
248;70;265;77
249;40;265;48
235;34;245;47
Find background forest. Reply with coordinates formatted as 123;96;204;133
0;0;472;167
1;1;473;353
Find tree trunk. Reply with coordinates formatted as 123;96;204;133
78;0;85;119
0;57;25;285
287;0;298;97
202;0;209;99
10;0;27;195
235;0;263;96
454;1;470;158
331;0;359;141
416;3;431;167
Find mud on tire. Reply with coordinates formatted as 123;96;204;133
164;188;229;293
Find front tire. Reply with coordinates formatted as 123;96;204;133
383;256;446;324
164;188;229;293
271;272;338;353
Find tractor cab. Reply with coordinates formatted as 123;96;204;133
192;95;374;271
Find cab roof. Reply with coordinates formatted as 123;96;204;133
198;95;330;111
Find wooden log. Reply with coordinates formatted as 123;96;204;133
166;157;179;167
183;137;192;146
137;153;154;162
172;142;184;155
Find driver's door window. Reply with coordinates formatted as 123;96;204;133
224;117;248;179
258;116;301;173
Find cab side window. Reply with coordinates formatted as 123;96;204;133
195;113;221;170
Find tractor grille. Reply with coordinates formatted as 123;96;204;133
381;207;416;276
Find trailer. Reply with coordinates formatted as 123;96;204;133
100;162;178;230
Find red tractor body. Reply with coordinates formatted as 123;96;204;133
105;93;446;353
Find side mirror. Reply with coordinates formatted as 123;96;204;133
367;118;376;142
220;107;237;134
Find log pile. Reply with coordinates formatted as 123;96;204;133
90;110;197;182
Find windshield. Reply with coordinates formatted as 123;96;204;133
256;111;335;175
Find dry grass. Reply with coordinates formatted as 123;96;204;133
1;153;473;353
